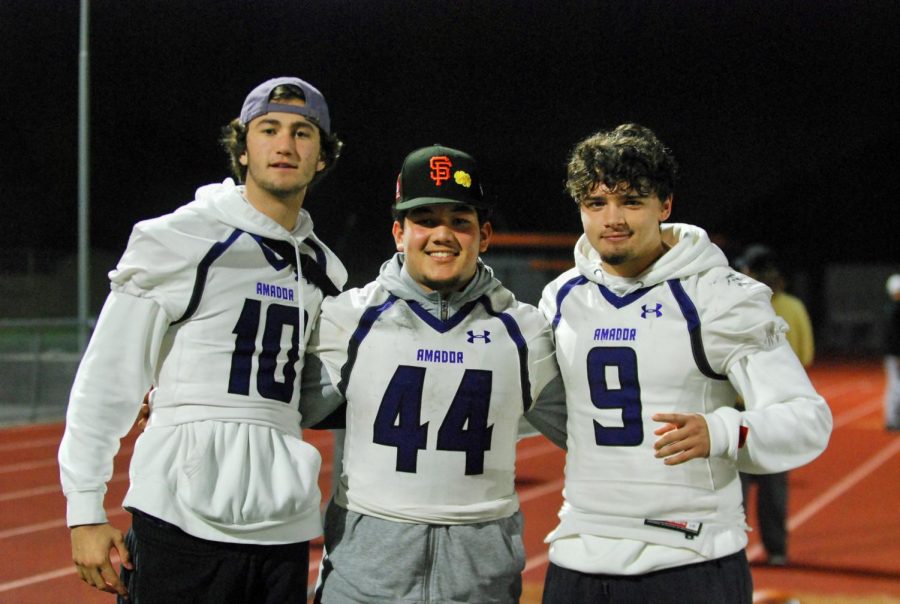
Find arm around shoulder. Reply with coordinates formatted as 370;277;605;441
518;300;567;448
299;350;346;429
298;289;369;428
524;373;568;449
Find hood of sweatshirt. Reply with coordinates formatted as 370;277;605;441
375;252;510;319
184;178;312;240
574;223;728;296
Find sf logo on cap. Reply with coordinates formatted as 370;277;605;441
430;156;452;186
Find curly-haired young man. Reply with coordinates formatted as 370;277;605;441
539;124;832;603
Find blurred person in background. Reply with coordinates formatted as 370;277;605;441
735;244;814;566
884;274;900;432
736;245;813;366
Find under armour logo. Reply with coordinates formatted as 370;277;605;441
430;156;452;186
641;303;663;318
467;330;491;343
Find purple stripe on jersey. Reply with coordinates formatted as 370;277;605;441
667;279;700;332
252;236;340;296
338;295;401;396
597;283;656;308
251;235;293;273
478;295;533;410
172;229;244;325
253;235;328;273
303;238;328;270
406;299;479;333
551;275;589;330
667;279;728;381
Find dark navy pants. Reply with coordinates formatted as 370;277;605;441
542;550;752;604
119;509;309;604
742;471;789;557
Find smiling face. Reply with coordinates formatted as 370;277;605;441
580;181;672;278
392;203;492;295
240;99;325;206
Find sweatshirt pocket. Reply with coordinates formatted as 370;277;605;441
174;422;322;527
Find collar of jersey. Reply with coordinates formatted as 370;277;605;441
405;298;481;332
597;283;658;308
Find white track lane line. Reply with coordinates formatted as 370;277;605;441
0;566;77;593
0;437;61;452
0;472;129;503
0;445;134;474
1;459;333;505
746;435;900;561
814;379;880;403
833;397;882;429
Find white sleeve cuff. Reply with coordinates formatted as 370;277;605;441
66;490;109;527
705;406;741;461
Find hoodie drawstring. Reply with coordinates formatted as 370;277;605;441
291;240;305;346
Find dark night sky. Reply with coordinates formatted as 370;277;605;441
3;1;899;286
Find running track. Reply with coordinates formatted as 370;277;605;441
0;360;897;603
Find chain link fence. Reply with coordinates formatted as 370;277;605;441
0;318;93;425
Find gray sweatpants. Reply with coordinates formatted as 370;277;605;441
314;501;526;604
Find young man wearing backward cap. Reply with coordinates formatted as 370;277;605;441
59;76;346;603
300;145;567;603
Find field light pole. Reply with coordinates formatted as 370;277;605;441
77;0;90;351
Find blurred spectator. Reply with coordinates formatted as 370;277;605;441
735;245;813;365
734;244;814;566
884;274;900;431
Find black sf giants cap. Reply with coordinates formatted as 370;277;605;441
394;145;490;211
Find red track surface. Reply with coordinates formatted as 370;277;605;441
1;360;897;603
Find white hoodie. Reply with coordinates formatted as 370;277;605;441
59;179;346;544
540;223;832;574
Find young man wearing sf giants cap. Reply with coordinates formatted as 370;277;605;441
58;77;346;603
301;145;567;603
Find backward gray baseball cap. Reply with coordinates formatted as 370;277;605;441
239;76;331;134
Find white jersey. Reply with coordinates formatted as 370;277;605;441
540;224;832;573
58;179;346;544
308;255;560;524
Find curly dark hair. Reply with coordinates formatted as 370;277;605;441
219;84;343;186
565;123;677;204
